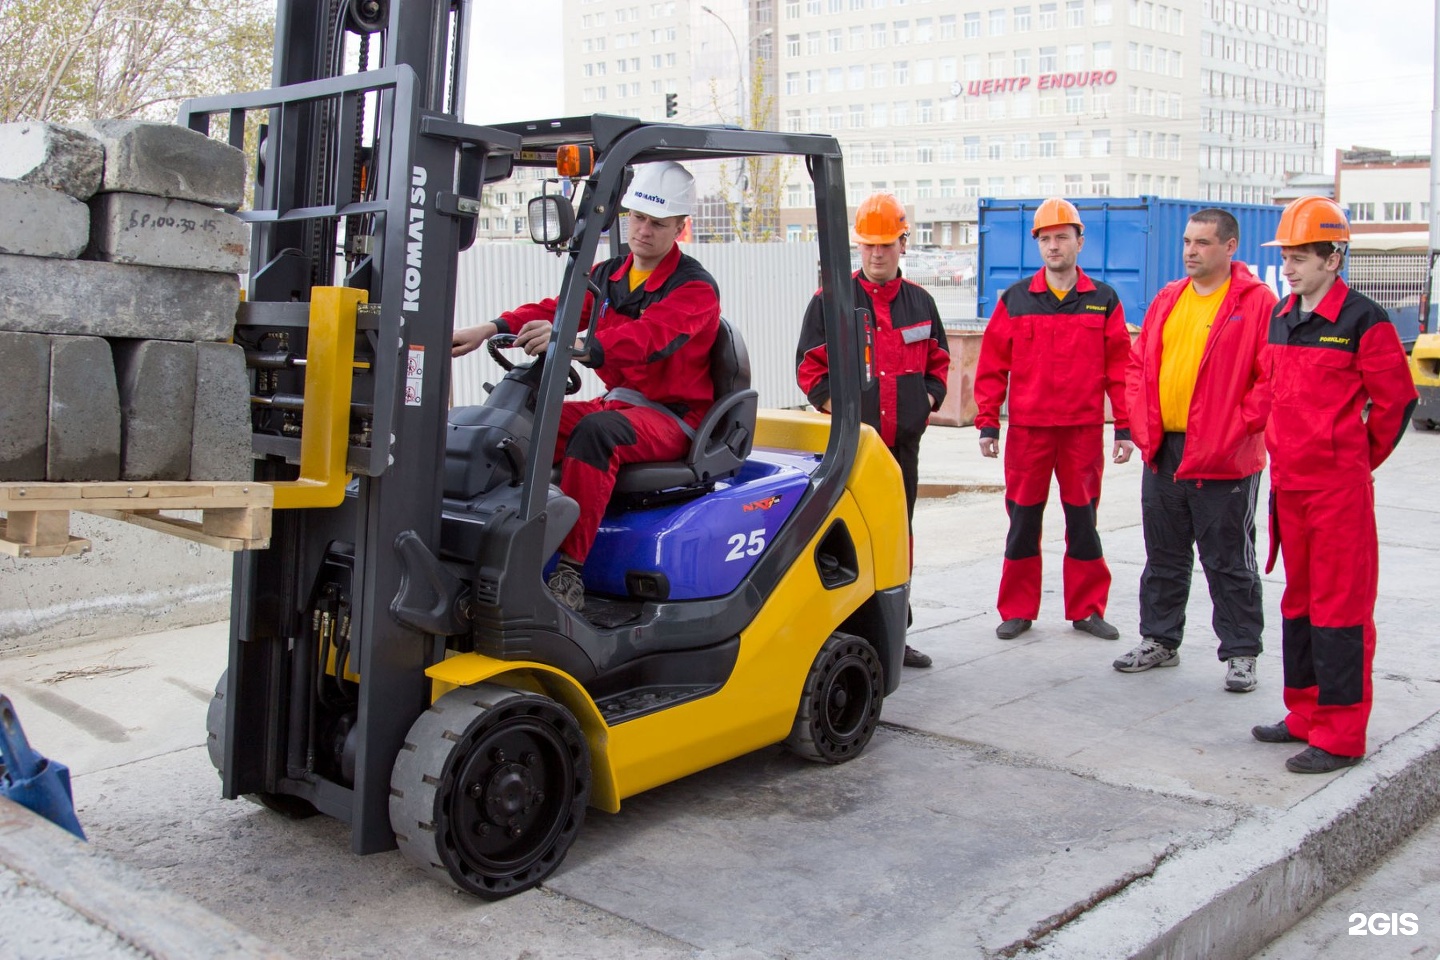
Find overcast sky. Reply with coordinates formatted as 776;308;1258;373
463;1;1436;172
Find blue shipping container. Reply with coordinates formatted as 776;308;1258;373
977;196;1286;324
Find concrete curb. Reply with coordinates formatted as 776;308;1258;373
0;797;291;960
1018;710;1440;959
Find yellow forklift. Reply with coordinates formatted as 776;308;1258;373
181;0;909;898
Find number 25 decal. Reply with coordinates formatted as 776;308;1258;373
726;529;766;561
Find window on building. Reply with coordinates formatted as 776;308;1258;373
916;16;933;41
895;19;911;44
1091;129;1110;156
872;102;888;125
1064;173;1083;193
850;104;865;126
1038;132;1057;157
1014;48;1030;73
850;65;866;88
786;33;801;56
1093;40;1112;68
1094;0;1113;25
916;98;933;122
895;60;910;84
989;51;1006;77
939;139;956;162
963;136;980;161
1066;43;1085;69
1038;95;1058;116
939;14;956;38
940;178;958;198
963;12;980;36
1038;2;1057;28
893;181;910;202
916;59;934;83
917;142;935;164
1350;203;1375;222
806;31;821;54
785;110;803;132
940;56;957;80
828;28;843;52
989;8;1006;33
850;25;865;49
873;142;890;164
785;0;800;17
827;67;844;91
1091;173;1111;195
1384;202;1414;222
806;0;820;13
1064;131;1084;157
1014;5;1031;31
989;98;1006;118
1012;133;1030;159
893;100;910;124
1066;0;1084;26
872;63;889;86
828;106;844;129
1039;46;1057;71
988;136;1005;160
964;178;981;197
807;69;821;92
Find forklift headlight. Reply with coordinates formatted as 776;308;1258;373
528;196;575;246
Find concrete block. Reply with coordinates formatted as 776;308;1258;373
0;331;51;481
0;179;90;259
112;339;197;481
0;254;239;342
191;342;253;481
47;336;121;481
89;192;248;274
75;120;245;210
0;122;105;200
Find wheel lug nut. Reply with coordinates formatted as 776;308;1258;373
468;783;483;799
476;822;491;836
491;748;506;763
533;792;545;805
509;826;523;838
522;752;537;766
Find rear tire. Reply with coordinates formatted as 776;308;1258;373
784;632;883;764
390;684;590;899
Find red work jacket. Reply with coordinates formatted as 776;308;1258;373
500;243;719;429
796;270;950;448
974;267;1131;437
1126;262;1276;480
1264;279;1418;491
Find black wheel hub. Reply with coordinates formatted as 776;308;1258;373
820;655;872;745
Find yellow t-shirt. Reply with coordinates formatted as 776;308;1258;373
629;268;654;291
1158;280;1229;432
1048;282;1071;301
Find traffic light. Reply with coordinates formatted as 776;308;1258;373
664;93;677;118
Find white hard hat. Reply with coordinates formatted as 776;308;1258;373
622;161;695;218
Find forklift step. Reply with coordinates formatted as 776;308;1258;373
594;683;719;724
0;480;273;557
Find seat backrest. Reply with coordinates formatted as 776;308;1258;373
709;316;750;398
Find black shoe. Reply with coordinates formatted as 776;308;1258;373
1286;746;1362;774
903;645;932;668
1252;721;1302;743
995;618;1032;640
1072;613;1120;640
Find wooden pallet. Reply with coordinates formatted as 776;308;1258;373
0;481;273;558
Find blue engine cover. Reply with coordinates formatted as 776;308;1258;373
584;449;819;601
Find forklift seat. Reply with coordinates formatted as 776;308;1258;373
612;317;758;499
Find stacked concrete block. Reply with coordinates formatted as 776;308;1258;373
0;122;104;199
47;336;122;482
88;193;249;273
73;120;246;211
0;119;253;484
0;181;90;259
112;340;198;481
191;343;253;482
0;332;51;481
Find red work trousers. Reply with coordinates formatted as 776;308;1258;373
555;398;691;564
1271;483;1378;758
998;424;1109;621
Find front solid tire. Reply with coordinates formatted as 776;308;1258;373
784;632;884;764
390;684;591;899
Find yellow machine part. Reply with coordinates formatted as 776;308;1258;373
1412;333;1440;388
426;409;910;813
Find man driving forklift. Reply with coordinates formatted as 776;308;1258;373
451;161;720;611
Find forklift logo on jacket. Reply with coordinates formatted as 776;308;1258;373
403;166;427;313
743;495;782;512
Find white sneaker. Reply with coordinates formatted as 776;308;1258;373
1225;656;1257;693
1112;638;1179;673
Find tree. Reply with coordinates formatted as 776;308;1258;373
0;0;273;125
709;55;792;242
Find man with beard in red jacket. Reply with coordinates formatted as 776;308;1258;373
1249;197;1417;773
974;198;1134;642
1119;209;1275;693
796;192;950;668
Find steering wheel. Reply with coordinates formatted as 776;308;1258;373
486;333;584;396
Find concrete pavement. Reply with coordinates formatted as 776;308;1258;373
2;423;1439;958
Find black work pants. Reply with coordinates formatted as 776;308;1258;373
890;434;920;527
1138;433;1263;659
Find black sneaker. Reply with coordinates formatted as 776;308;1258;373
547;563;585;611
995;618;1032;640
1285;746;1361;774
1252;721;1303;743
1072;613;1120;640
903;645;932;668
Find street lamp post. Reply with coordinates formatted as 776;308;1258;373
700;5;745;125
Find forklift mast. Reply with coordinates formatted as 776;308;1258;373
179;0;519;854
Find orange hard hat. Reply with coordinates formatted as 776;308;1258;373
1264;195;1350;247
1032;197;1083;237
853;193;909;244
